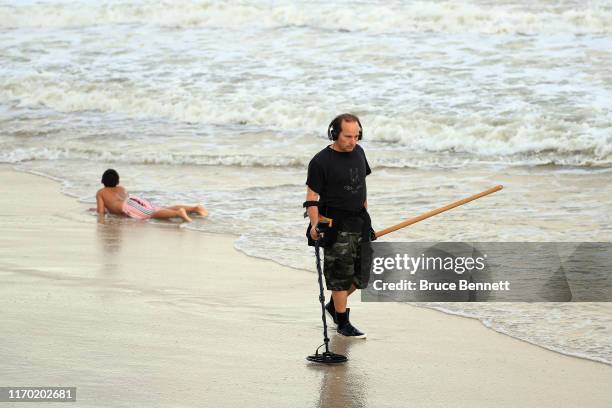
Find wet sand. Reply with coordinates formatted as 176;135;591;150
0;166;610;408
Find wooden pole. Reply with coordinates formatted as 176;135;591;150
374;185;503;239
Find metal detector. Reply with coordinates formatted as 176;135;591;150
306;221;347;364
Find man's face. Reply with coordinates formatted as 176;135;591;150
335;120;360;152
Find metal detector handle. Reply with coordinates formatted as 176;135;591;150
316;219;332;240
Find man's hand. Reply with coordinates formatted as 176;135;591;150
310;224;320;241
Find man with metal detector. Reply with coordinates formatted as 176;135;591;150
304;113;374;339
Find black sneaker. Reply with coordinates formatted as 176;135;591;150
325;301;337;324
337;322;367;339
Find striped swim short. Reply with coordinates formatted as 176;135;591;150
122;196;158;220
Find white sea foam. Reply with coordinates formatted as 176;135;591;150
0;0;611;34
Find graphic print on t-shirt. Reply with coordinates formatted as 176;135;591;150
344;167;363;194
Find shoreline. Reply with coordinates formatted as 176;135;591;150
11;164;611;366
6;163;612;367
423;304;612;366
1;164;611;407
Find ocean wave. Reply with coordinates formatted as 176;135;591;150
0;0;610;34
0;75;332;130
369;112;612;165
2;70;610;168
0;147;310;167
1;144;610;168
2;75;610;167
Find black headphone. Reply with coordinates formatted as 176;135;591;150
327;113;363;141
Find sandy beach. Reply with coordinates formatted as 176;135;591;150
2;1;610;405
0;165;610;408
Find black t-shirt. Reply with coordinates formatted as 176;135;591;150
306;144;371;212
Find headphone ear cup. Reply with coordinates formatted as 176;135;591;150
328;121;336;140
328;115;361;141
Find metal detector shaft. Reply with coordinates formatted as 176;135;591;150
314;239;330;353
375;185;503;239
306;230;347;364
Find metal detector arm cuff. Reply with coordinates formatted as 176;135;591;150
303;200;319;219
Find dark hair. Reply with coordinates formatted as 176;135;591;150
327;113;363;141
101;169;119;187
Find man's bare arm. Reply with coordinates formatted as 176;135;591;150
96;191;106;224
306;187;320;240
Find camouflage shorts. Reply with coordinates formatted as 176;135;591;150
323;231;372;291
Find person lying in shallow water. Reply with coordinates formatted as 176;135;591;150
96;169;208;224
